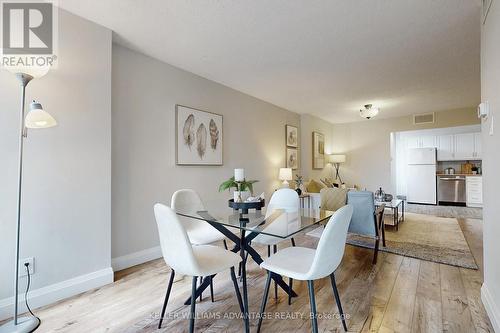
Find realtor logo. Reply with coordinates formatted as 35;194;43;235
1;0;58;69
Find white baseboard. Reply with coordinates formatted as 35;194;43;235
0;267;113;321
111;246;162;271
482;283;500;332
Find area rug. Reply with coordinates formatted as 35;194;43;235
345;212;478;269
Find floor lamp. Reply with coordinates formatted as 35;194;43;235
0;67;57;333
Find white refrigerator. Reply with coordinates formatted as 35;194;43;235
407;148;437;205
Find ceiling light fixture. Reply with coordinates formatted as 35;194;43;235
360;104;379;119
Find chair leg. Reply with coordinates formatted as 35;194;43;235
381;222;386;247
307;280;318;333
210;277;215;302
373;238;380;264
273;245;278;300
267;245;271;257
291;238;296;247
330;273;348;332
223;239;228;250
257;271;272;333
158;269;175;329
288;277;293;305
189;276;198;333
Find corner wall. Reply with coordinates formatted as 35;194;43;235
480;1;500;331
0;9;112;319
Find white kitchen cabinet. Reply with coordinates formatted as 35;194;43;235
421;135;437;148
474;132;482;159
454;133;475;160
406;135;437;149
466;176;483;207
437;135;454;161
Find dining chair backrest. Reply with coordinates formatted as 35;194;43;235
154;203;199;276
307;204;354;280
347;191;376;236
171;189;206;231
265;188;300;218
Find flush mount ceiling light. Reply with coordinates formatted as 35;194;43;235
360;104;379;119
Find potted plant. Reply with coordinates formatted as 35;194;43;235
295;175;304;195
219;176;258;202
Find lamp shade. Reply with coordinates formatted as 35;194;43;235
329;154;346;163
5;65;50;79
25;101;57;129
279;168;293;181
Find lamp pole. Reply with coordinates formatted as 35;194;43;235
14;73;34;325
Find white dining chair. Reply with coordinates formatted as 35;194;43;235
171;189;229;301
257;204;354;333
154;203;245;332
252;188;299;303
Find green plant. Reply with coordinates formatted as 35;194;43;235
218;176;258;194
295;175;303;187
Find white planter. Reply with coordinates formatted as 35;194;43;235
233;191;251;202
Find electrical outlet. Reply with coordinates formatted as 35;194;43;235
19;257;35;277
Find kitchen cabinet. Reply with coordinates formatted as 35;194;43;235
437;135;454;161
474;132;482;159
435;132;482;161
406;135;437;149
466;176;483;207
454;133;475;160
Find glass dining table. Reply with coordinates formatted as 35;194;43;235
174;199;334;333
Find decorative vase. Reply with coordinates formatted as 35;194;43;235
234;190;251;202
295;188;302;195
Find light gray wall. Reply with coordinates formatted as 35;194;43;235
331;108;479;192
299;114;335;181
481;1;500;330
0;9;112;299
112;44;300;259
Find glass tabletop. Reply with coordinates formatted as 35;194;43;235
174;199;334;239
375;199;403;208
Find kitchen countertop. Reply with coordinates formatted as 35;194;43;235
436;173;482;176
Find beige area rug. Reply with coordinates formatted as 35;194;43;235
346;212;478;269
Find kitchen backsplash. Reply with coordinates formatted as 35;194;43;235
437;160;482;174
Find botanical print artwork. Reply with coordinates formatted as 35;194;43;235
313;131;325;169
176;105;223;165
287;148;298;170
286;125;298;148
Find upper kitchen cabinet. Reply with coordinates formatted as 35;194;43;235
406;135;437;149
437;135;454;161
436;132;482;161
474;132;482;159
454;133;475;160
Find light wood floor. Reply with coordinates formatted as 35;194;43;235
20;218;493;333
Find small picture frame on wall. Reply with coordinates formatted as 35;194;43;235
286;125;298;148
312;131;325;169
176;105;223;165
286;148;299;170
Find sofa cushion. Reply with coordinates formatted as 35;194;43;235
306;179;326;193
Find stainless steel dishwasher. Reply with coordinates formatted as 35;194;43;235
437;175;466;206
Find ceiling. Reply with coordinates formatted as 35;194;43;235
58;0;481;123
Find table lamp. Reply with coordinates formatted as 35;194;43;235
279;168;293;188
328;154;346;184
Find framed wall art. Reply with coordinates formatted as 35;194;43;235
286;148;298;170
312;131;325;169
286;125;298;148
176;105;223;165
